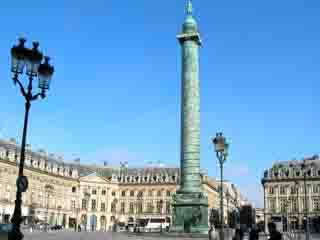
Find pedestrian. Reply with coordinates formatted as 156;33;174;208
268;222;282;240
234;225;244;240
249;224;259;240
209;225;218;240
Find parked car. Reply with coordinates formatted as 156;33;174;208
127;223;135;232
50;225;63;230
116;223;126;232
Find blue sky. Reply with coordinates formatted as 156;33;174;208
0;0;319;207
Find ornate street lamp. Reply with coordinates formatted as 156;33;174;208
9;38;54;240
212;132;229;240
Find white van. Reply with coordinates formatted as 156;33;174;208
144;218;169;232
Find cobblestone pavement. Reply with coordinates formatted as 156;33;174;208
22;231;210;240
23;231;131;240
21;231;320;240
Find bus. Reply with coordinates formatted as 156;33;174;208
136;218;170;232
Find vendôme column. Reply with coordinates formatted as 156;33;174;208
179;0;202;193
171;0;209;234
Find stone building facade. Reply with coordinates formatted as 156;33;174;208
0;138;245;231
261;155;320;232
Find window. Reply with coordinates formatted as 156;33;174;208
166;201;171;214
314;199;320;212
157;201;163;214
111;191;116;196
147;201;154;213
269;187;274;195
137;201;143;214
129;202;134;214
111;202;116;213
269;199;276;213
157;190;162;197
130;191;134;197
101;189;106;195
292;199;298;212
280;186;286;195
120;202;125;214
92;199;96;210
280;199;288;213
92;189;97;195
313;185;319;194
82;199;87;209
101;202;105;211
71;200;75;209
137;191;143;197
72;187;76;193
149;190;153;197
166;190;171;197
121;191;126;197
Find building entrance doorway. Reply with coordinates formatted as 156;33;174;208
90;215;97;231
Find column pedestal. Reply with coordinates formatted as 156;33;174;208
171;192;209;234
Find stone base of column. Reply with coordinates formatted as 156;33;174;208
171;191;209;234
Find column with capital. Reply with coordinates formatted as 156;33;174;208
171;0;208;234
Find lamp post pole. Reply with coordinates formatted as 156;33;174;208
9;38;54;240
212;132;229;240
226;190;230;228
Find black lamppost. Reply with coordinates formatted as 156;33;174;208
301;160;310;240
226;189;231;228
9;38;54;240
212;132;229;240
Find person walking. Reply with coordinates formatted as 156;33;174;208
234;226;244;240
249;224;259;240
268;222;282;240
